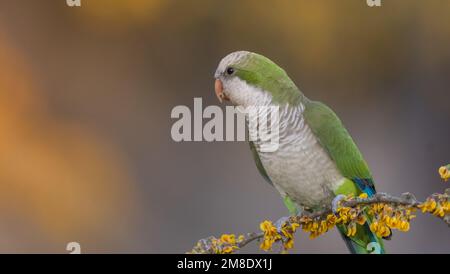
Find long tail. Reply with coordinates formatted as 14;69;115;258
337;218;386;254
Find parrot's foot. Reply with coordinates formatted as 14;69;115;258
332;195;347;214
274;216;290;233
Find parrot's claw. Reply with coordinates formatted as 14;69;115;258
332;195;347;215
274;216;290;233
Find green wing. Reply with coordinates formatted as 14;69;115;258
303;100;376;196
249;141;273;186
304;100;386;253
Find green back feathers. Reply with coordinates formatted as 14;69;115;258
303;101;384;253
233;52;303;105
249;141;273;186
303;100;373;183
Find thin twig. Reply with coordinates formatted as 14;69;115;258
189;189;450;254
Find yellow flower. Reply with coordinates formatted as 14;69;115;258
260;220;277;237
442;202;450;213
370;221;379;233
302;223;311;232
346;224;357;237
291;222;300;232
386;216;399;228
432;205;445;217
419;199;437;213
356;215;367;225
222;246;234;254
220;234;236;244
398;221;410;232
259;220;284;251
375;225;389;238
283;238;294;250
326;214;337;224
320;220;328;233
312;221;319;231
309;232;319;239
260;220;271;231
439;165;450;182
281;226;292;239
371;203;385;213
337;207;352;223
338;207;351;214
359;193;368;199
260;238;274;251
237;234;245;243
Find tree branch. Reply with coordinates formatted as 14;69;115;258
189;165;450;254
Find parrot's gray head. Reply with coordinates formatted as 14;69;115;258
214;51;302;107
214;51;263;107
214;51;250;80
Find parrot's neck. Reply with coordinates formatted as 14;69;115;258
226;77;308;109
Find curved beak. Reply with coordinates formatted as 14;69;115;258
214;79;229;103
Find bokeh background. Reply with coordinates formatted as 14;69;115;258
0;0;448;253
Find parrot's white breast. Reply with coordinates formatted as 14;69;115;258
255;104;345;211
223;77;345;210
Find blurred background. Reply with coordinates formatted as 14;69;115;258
0;0;448;253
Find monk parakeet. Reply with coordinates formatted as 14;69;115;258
214;51;386;254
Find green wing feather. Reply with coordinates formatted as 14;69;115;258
249;141;273;186
303;100;375;192
304;100;385;254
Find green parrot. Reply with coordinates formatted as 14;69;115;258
214;51;386;254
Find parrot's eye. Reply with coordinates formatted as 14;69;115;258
226;67;235;75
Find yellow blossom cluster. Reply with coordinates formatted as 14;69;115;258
300;193;368;239
259;220;299;251
189;233;245;254
189;166;449;254
217;234;245;253
368;203;415;237
259;193;370;250
300;214;338;239
419;196;450;218
257;192;445;252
